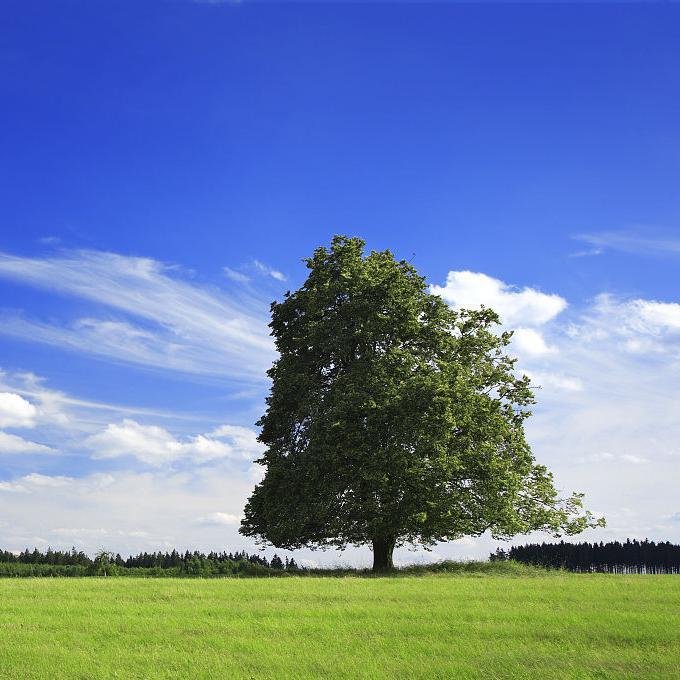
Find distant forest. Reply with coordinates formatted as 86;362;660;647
2;539;679;576
492;539;680;574
0;547;299;577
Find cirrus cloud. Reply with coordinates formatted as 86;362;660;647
0;250;275;382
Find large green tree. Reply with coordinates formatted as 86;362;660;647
240;236;603;570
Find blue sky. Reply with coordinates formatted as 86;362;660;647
1;2;679;565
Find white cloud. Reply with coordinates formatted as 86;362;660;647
635;300;680;330
0;480;27;493
430;271;567;327
0;392;37;428
198;512;241;526
621;454;649;465
50;527;150;539
574;230;680;257
511;328;557;356
0;473;72;493
575;452;649;465
0;431;54;454
0;250;275;381
223;267;250;283
211;424;265;459
0;369;209;431
577;452;616;464
22;473;73;487
0;468;257;556
569;247;603;258
86;420;184;466
182;435;236;464
253;259;287;282
577;294;680;356
525;371;583;393
84;419;262;467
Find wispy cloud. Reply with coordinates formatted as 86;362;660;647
223;267;250;283
575;293;680;357
0;369;211;428
253;259;287;282
37;236;61;246
573;230;680;257
0;250;275;381
224;259;288;284
569;247;603;258
0;432;55;455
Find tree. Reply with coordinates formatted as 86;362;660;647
240;236;604;571
92;549;115;577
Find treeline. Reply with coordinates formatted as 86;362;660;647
491;539;680;574
0;547;91;566
0;547;301;578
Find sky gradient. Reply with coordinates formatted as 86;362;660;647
1;2;679;566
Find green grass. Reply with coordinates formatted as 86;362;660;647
0;572;678;679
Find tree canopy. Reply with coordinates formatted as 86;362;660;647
240;236;603;570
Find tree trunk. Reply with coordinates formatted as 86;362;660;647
372;537;396;572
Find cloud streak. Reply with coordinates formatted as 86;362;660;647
573;230;680;257
253;259;287;281
0;250;275;382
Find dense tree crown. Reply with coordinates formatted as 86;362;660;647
240;236;603;569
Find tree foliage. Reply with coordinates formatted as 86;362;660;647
240;236;603;569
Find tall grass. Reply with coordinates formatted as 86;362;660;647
0;573;677;678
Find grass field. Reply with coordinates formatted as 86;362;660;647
0;572;678;679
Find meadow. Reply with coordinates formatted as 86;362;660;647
0;570;678;679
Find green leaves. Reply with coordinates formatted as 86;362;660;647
240;236;603;562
